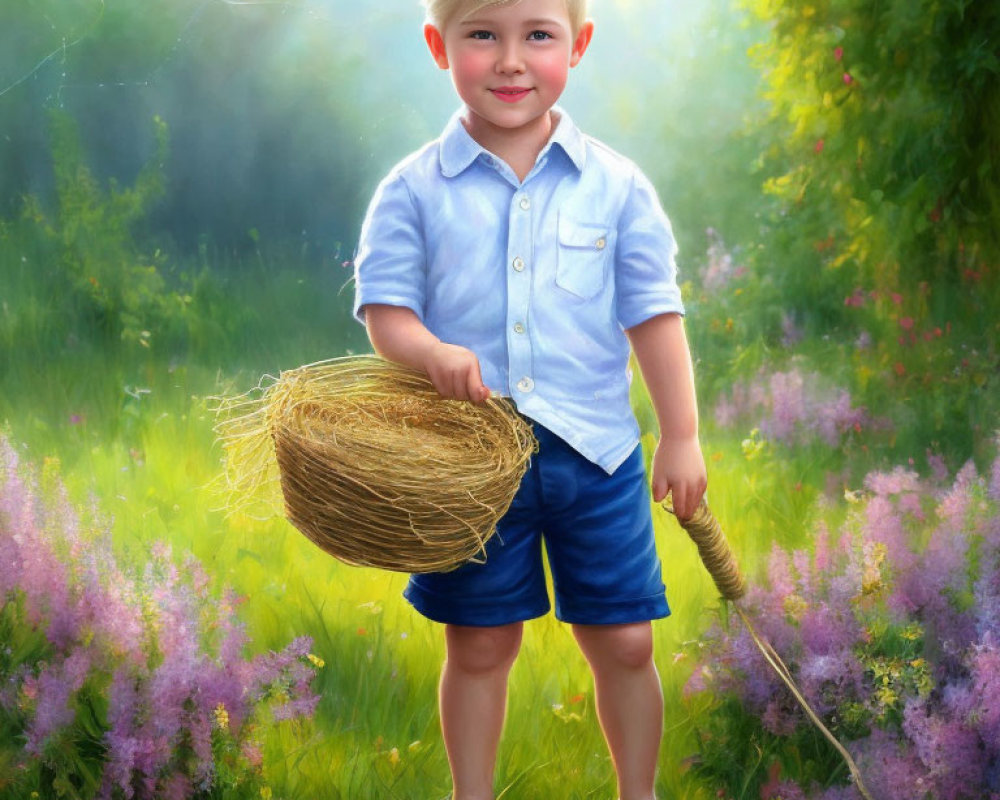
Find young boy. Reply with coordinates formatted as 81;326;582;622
352;1;707;798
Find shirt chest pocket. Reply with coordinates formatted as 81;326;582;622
556;216;614;300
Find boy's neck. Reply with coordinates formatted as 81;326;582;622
461;108;557;183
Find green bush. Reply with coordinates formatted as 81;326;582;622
691;0;1000;471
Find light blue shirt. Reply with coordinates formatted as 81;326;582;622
353;108;685;474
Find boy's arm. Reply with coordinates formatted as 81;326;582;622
626;312;707;520
364;303;490;404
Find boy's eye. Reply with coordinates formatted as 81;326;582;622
527;30;553;41
469;30;495;40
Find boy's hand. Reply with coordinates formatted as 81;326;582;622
650;435;707;521
422;341;490;404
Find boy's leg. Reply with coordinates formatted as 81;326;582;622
440;622;524;800
572;622;662;800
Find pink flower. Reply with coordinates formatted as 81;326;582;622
814;138;825;153
843;72;854;85
844;288;866;307
834;46;844;61
899;317;915;330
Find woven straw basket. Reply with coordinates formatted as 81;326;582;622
214;356;537;573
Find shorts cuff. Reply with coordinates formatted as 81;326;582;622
403;582;550;627
554;591;670;625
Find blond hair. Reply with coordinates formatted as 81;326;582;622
423;0;589;36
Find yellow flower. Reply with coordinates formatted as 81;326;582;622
782;593;808;622
214;703;230;731
876;685;898;708
862;542;888;596
843;488;865;504
388;747;401;766
307;653;325;669
901;623;923;641
260;787;272;800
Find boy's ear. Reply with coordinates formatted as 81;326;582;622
569;20;595;68
424;24;450;69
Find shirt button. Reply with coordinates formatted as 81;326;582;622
595;237;607;250
519;196;531;211
512;256;525;272
513;322;526;334
516;376;534;393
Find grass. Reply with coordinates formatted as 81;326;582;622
16;236;992;798
1;375;810;798
0;237;832;799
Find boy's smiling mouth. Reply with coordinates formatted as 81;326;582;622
491;86;533;102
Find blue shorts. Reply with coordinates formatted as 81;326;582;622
403;423;670;626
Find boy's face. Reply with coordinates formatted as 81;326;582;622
425;0;593;140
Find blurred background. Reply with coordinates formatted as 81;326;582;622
0;0;755;260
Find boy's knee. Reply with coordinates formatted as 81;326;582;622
445;622;523;675
574;622;654;671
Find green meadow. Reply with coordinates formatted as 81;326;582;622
2;241;802;799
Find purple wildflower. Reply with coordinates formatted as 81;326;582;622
927;450;950;485
686;451;1000;798
990;443;1000;503
817;786;863;800
864;467;922;497
969;638;1000;749
1;435;323;796
765;370;807;442
781;312;804;347
24;648;94;754
713;367;871;448
162;773;192;800
903;698;985;799
852;728;930;800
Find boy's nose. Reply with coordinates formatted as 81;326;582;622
495;43;526;74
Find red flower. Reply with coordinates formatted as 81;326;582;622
843;72;854;85
814;138;825;153
834;46;844;61
899;317;915;330
894;362;906;376
844;287;866;307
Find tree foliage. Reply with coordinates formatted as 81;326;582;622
693;0;1000;467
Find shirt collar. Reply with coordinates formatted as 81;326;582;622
438;105;587;178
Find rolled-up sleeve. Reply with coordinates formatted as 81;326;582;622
614;168;685;330
353;172;426;324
